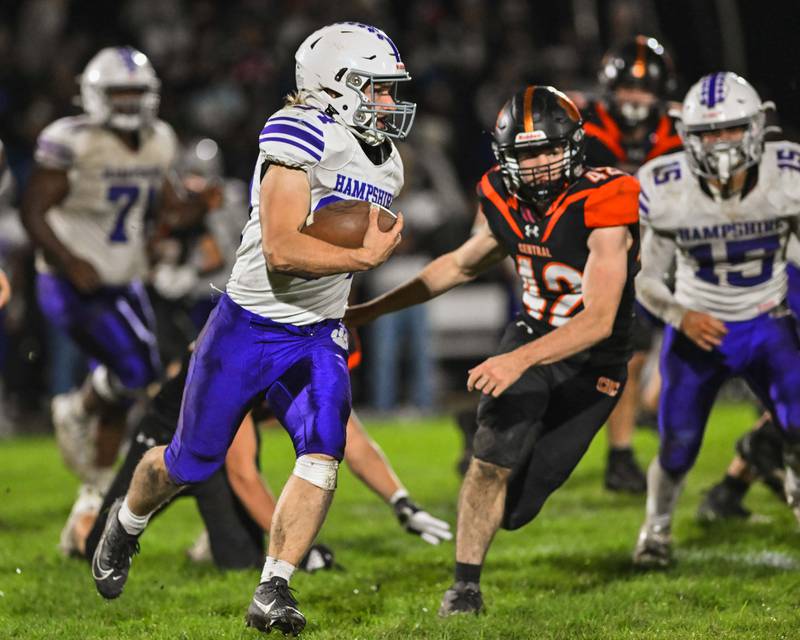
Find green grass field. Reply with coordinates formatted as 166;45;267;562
1;403;799;639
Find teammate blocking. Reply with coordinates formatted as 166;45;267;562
633;72;800;567
90;22;412;636
347;86;641;615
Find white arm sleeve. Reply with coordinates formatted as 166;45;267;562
636;225;686;329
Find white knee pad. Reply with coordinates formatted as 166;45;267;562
293;455;339;491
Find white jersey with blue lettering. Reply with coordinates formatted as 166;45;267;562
34;115;177;285
637;141;800;323
226;101;404;324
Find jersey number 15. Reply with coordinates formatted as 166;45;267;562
688;235;780;287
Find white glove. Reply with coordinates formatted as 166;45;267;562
152;263;198;300
392;493;453;545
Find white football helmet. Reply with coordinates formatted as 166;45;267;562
79;46;161;131
295;22;415;145
677;72;773;184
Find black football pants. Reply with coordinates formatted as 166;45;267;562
472;319;628;530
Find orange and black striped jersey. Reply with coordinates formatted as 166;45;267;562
583;99;681;173
477;166;641;364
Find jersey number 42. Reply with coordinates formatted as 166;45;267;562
516;256;583;327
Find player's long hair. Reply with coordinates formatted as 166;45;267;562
284;90;311;106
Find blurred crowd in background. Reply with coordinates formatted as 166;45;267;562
0;0;796;432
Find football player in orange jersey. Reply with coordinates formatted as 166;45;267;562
347;86;640;615
582;35;681;493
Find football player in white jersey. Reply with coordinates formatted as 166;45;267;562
696;236;800;521
19;47;211;551
632;72;800;567
91;23;409;635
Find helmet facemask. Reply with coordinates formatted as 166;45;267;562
494;128;585;208
609;87;661;132
346;72;416;145
678;113;766;191
102;86;160;131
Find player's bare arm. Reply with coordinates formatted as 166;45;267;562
223;413;276;534
636;225;727;351
261;164;402;278
345;220;507;327
20;165;101;293
468;225;631;397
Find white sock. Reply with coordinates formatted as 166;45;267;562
272;559;296;583
645;458;685;533
260;556;276;584
117;497;151;536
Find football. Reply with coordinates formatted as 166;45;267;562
301;199;397;249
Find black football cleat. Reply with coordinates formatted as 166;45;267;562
246;577;306;636
438;581;484;617
697;482;751;522
605;448;647;494
91;497;140;599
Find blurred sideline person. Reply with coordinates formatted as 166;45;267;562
696;238;800;521
0;141;12;311
70;342;449;567
581;35;682;493
633;73;800;568
19;47;212;542
348;86;640;615
91;23;412;636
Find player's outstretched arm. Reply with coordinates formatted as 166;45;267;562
261;165;402;277
343;412;452;545
468;225;631;397
224;412;276;534
20;166;101;293
636;225;727;351
345;223;507;328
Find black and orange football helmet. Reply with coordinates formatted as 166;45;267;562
492;85;585;207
